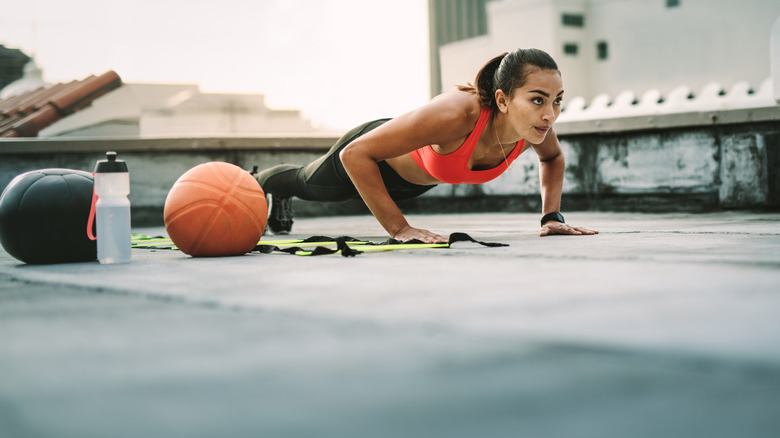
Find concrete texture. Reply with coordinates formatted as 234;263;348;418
1;212;779;438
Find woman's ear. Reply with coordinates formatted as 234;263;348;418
495;89;509;113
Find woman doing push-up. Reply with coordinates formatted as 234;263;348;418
254;48;597;243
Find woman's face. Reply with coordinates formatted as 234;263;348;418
498;68;563;143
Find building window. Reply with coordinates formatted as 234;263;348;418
666;0;680;7
561;13;585;27
563;43;579;56
597;41;609;60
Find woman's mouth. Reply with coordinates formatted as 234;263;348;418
534;126;549;135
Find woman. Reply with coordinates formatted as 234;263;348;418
255;48;597;243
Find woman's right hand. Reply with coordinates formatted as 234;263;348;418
393;225;447;243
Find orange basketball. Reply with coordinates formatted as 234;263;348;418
164;162;268;257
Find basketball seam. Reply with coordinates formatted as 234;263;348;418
228;172;267;237
176;179;265;199
164;200;224;224
189;165;246;255
225;169;265;251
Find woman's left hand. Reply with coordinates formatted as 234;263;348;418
540;221;598;237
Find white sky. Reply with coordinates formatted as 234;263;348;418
0;0;431;131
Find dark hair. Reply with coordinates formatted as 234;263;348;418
458;48;560;109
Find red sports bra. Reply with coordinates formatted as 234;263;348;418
409;107;524;184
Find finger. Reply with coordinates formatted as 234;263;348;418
414;230;446;243
429;233;448;243
551;224;579;235
423;237;446;244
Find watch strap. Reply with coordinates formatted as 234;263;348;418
541;211;565;226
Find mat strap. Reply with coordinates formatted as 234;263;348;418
254;233;507;257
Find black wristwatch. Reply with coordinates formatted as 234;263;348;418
541;211;565;226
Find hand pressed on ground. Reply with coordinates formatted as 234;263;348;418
393;225;448;243
540;221;598;237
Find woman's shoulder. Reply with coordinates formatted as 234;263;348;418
383;90;485;146
427;90;484;127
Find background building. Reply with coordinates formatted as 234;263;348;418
428;0;490;97
39;82;318;138
432;0;780;103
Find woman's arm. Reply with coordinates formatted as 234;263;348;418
533;128;598;236
535;128;564;217
339;93;480;243
340;143;430;241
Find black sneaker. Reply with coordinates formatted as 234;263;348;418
267;194;294;234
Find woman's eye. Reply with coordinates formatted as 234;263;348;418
554;97;563;105
532;97;543;105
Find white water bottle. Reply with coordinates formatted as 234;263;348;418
94;151;131;264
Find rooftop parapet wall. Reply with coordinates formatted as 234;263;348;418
0;136;337;225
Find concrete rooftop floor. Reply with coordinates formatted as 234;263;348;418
1;211;779;438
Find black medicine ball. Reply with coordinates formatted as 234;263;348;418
0;168;97;264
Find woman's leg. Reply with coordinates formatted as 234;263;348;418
256;119;389;201
253;164;305;198
255;119;389;233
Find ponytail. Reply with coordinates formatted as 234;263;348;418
457;53;507;108
457;48;560;110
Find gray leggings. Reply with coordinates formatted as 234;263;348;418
255;119;436;202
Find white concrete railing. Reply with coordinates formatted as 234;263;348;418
558;78;776;123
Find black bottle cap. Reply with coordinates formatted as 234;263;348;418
94;151;128;173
